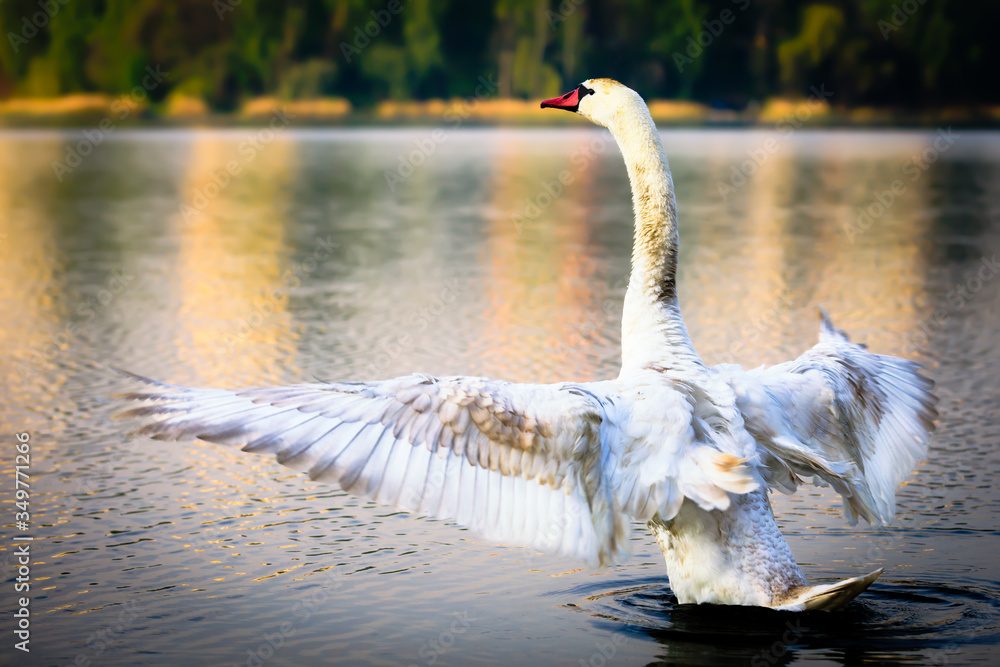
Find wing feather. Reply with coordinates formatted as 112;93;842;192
115;369;757;566
718;308;938;524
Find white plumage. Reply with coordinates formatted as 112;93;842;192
116;371;752;569
116;78;937;611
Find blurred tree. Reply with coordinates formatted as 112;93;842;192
0;0;994;110
495;0;561;98
777;4;844;94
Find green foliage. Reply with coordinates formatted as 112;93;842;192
0;0;994;108
279;59;338;99
777;4;844;92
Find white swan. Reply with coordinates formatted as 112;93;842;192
115;78;937;611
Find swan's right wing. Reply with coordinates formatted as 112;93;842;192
115;371;754;566
719;309;937;524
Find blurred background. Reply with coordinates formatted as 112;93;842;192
1;0;997;125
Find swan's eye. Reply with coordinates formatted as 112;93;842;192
578;84;595;99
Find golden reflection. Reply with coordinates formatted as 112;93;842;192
690;133;933;367
812;135;933;357
741;151;795;323
0;136;68;428
171;131;299;386
123;134;301;582
686;134;800;365
479;131;603;383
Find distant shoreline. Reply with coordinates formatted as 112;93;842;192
1;95;998;129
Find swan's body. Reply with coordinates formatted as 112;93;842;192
116;78;937;611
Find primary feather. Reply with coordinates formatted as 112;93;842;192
115;369;756;568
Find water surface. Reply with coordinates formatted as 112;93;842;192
2;127;999;665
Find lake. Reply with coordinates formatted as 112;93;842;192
2;126;999;665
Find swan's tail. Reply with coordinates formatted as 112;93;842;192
773;568;883;612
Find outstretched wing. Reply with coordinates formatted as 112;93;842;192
718;308;938;524
116;371;622;564
115;370;753;566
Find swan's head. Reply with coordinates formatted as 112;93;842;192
540;78;646;130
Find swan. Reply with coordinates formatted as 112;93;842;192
115;78;937;611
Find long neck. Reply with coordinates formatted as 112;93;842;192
608;112;701;374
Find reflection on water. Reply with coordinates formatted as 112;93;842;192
570;576;1000;665
1;128;999;665
173;135;299;385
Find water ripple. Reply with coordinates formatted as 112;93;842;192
563;576;1000;664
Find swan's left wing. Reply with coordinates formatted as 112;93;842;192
115;371;676;566
718;308;937;524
